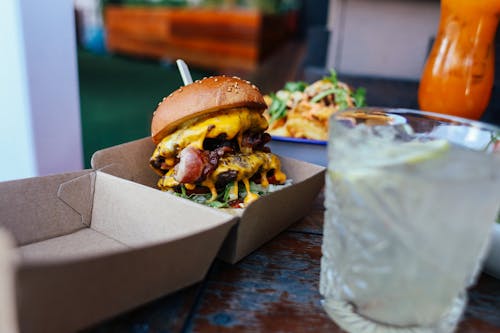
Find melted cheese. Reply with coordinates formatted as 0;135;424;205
201;179;218;201
242;178;259;205
158;174;179;188
208;152;284;184
151;108;268;168
152;108;287;206
157;151;287;204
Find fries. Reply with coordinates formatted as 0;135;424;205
263;70;366;141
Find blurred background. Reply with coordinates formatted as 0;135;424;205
1;0;499;181
74;0;311;169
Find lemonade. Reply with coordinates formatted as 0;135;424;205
320;109;500;332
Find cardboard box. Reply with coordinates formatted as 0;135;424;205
91;137;326;263
0;170;237;333
0;135;323;332
0;230;18;333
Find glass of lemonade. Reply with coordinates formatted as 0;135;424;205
320;108;500;333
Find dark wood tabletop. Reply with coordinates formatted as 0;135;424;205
83;191;500;333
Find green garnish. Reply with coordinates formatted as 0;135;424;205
174;185;230;208
311;88;335;103
284;81;307;92
205;200;228;208
180;184;187;196
335;88;350;109
311;86;349;110
222;182;236;203
267;68;367;123
325;68;339;85
268;93;287;123
312;69;366;109
172;180;285;208
352;87;367;107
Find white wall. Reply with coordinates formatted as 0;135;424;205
0;0;37;181
0;0;83;181
327;0;441;80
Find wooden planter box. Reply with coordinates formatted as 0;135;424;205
104;5;297;71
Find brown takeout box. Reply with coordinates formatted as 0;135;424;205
91;137;326;263
0;170;237;333
0;136;324;333
0;230;18;333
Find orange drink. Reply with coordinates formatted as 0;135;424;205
418;0;500;120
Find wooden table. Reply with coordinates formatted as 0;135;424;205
83;191;500;333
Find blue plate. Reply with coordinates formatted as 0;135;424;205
272;136;327;146
269;136;327;166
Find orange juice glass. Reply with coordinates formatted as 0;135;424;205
418;0;500;120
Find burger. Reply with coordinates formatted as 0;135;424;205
149;76;288;208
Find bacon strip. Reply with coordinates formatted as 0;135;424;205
241;132;271;152
174;132;272;185
174;146;207;183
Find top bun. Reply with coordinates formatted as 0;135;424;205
151;76;267;144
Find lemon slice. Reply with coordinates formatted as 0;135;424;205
390;139;450;164
363;139;451;168
330;139;451;182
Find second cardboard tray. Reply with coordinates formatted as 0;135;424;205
91;137;326;263
0;169;237;333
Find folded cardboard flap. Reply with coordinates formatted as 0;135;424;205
90;171;237;248
0;171;94;246
57;171;95;226
91;137;157;187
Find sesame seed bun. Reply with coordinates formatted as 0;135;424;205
151;76;267;144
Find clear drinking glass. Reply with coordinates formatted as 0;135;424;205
320;108;500;333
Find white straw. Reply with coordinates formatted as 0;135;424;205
176;59;193;85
